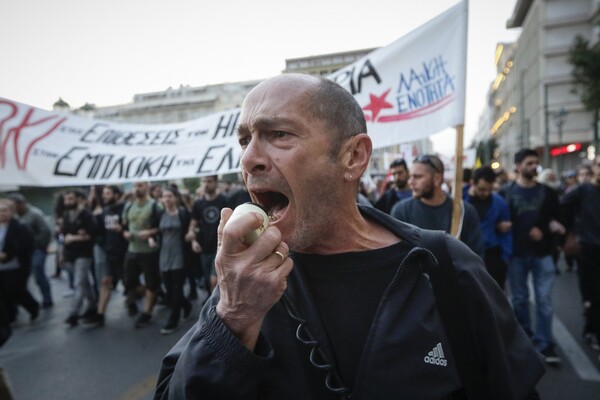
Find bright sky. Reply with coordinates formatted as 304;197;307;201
0;0;520;155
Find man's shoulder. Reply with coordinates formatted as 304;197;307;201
390;196;417;219
462;199;478;215
130;199;151;209
109;202;126;214
22;207;46;225
577;182;598;196
397;196;419;209
411;196;451;214
216;193;229;205
490;192;507;204
488;193;510;217
192;197;203;209
78;207;93;218
360;205;421;245
28;205;45;217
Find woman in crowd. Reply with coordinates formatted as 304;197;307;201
153;188;193;334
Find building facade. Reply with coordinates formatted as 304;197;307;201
91;81;263;124
283;48;376;76
485;0;599;173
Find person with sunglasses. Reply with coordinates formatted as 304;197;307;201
391;154;484;258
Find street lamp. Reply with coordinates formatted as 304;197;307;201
552;107;568;172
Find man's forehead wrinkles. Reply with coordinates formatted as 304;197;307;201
249;116;280;128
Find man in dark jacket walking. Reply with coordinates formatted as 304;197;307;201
155;74;543;400
0;198;39;324
561;154;600;354
374;158;411;214
465;166;512;289
8;193;53;308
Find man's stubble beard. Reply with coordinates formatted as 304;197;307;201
396;180;408;190
416;181;435;200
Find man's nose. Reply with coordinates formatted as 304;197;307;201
240;137;269;174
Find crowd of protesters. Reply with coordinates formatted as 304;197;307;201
363;150;600;363
1;151;599;368
0;176;250;339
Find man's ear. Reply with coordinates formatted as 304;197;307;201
341;134;372;180
433;172;444;187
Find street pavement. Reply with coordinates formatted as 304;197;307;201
1;255;600;399
0;255;207;400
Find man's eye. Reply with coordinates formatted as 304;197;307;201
272;131;288;139
239;136;250;147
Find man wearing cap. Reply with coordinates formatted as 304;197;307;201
9;193;53;308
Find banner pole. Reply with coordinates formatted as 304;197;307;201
450;124;464;237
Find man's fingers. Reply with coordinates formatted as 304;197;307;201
219;208;269;254
269;242;290;266
217;208;233;250
270;257;294;288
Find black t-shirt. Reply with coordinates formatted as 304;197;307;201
469;195;492;221
295;241;410;389
62;208;95;261
102;203;127;256
391;196;484;258
191;194;228;253
227;188;252;209
296;240;471;399
507;184;544;257
561;182;600;247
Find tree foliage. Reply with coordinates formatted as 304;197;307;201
569;32;600;147
475;138;497;165
569;34;600;113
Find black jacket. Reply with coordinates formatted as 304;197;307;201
155;206;543;400
1;218;34;273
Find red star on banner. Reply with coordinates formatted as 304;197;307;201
363;88;394;121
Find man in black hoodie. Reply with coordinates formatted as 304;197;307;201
155;74;543;400
0;198;38;323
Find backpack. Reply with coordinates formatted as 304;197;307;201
419;230;488;399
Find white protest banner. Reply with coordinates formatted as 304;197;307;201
0;98;242;186
0;1;467;187
329;0;467;149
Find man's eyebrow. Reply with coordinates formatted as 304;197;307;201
236;124;249;137
236;117;283;136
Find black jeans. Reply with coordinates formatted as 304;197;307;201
161;268;190;326
0;268;39;321
484;246;508;290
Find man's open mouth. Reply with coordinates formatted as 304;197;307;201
252;191;289;223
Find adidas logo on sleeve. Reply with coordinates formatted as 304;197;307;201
424;342;448;367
